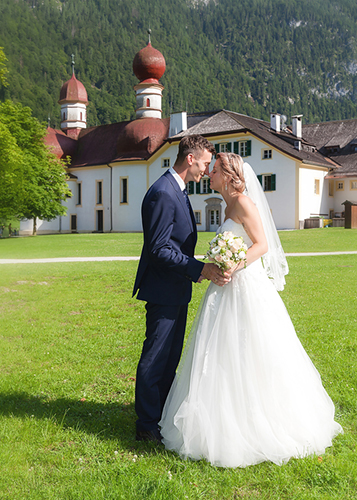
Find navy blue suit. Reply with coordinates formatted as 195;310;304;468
133;169;204;432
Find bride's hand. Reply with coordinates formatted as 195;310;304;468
226;262;243;277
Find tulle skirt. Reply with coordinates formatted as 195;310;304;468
159;260;342;468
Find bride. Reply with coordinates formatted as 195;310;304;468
159;152;342;468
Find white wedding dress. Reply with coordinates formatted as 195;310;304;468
159;219;342;468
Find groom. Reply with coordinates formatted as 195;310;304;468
133;135;229;443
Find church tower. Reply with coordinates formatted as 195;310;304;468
58;55;88;139
132;31;166;119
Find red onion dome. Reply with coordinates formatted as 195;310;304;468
59;73;88;104
133;42;166;83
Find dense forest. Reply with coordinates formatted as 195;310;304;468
1;0;357;128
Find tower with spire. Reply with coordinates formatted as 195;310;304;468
132;30;166;119
58;54;88;139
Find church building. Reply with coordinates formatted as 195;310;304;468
20;37;357;235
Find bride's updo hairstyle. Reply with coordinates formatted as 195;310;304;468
217;153;246;194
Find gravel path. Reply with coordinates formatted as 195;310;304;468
1;251;357;264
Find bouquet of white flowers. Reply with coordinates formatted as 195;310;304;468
205;230;248;271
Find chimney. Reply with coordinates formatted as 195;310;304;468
169;112;187;137
270;113;281;133
292;115;303;139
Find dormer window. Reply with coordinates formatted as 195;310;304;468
326;146;340;155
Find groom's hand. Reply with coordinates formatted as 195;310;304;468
201;263;231;286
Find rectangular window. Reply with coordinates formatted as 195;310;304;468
257;174;276;192
220;142;231;153
350;180;357;190
187;181;194;195
162;158;170;168
77;182;82;206
201;177;212;194
194;211;201;225
336;181;344;191
215;143;231;155
120;177;128;204
233;140;252;157
96;181;103;205
262;149;272;159
314;179;320;195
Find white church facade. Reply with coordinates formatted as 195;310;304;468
20;39;357;235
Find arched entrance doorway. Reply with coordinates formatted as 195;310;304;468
205;197;223;232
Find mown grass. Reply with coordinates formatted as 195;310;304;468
0;232;356;499
1;226;357;259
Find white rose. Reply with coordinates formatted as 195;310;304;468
238;251;246;260
211;246;221;255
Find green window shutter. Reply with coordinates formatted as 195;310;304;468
234;142;239;154
227;142;232;152
196;181;201;194
246;140;251;156
214;144;219;155
271;174;276;191
188;181;194;194
257;175;263;186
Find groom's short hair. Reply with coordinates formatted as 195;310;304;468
176;135;216;163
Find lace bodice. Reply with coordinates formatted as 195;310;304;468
217;218;253;248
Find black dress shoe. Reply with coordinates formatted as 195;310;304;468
136;429;163;444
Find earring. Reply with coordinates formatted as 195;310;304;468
225;182;228;191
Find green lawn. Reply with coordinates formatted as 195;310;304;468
0;232;356;499
1;227;357;259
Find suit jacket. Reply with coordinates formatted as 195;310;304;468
133;170;204;306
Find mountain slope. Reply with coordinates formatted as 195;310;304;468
1;0;357;127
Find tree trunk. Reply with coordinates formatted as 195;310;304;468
33;217;37;236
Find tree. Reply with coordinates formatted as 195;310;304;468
0;121;26;220
0;100;71;235
0;47;8;87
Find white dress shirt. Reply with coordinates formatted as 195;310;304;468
169;166;186;191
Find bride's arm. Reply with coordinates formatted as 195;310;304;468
227;195;268;275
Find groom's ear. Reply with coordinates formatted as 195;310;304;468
186;153;194;166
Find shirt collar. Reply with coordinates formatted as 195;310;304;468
169;167;186;191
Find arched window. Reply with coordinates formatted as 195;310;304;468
146;98;150;107
62;112;66;121
80;112;83;121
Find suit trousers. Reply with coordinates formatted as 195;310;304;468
135;302;188;432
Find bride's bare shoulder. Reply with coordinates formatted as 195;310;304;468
236;193;255;213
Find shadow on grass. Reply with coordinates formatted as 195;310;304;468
0;391;164;453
